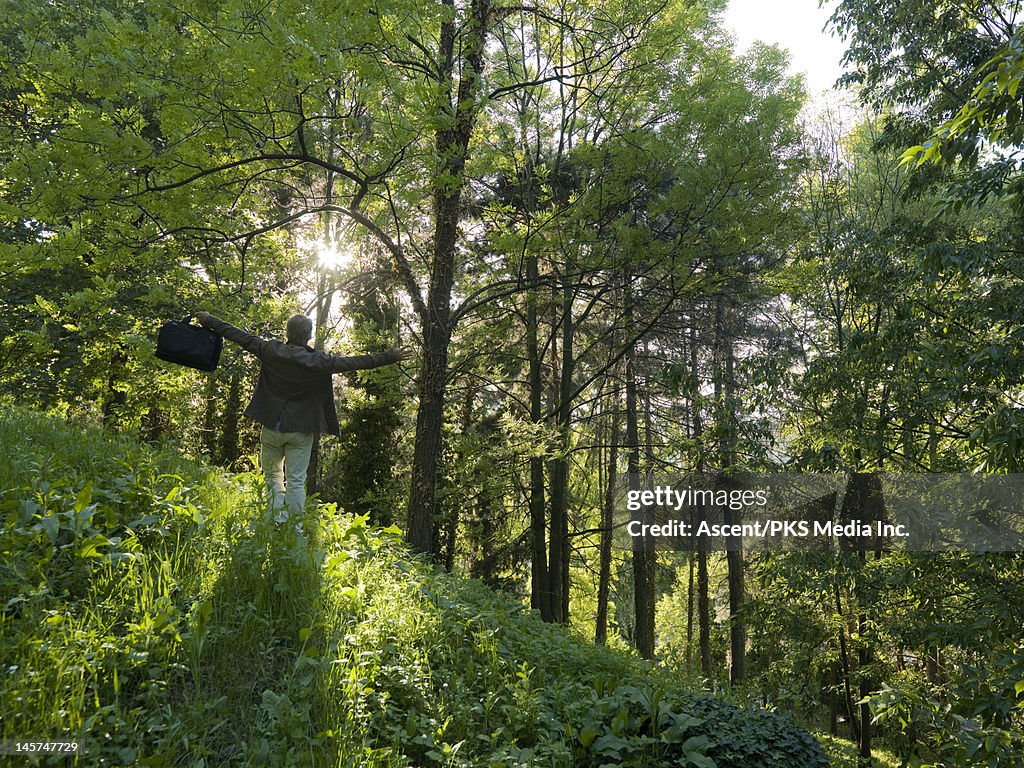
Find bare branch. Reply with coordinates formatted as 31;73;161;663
115;152;368;200
326;204;428;323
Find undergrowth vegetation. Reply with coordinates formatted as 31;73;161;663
0;407;828;766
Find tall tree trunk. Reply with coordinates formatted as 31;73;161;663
715;293;745;683
853;471;885;767
527;254;552;620
548;264;574;623
640;339;657;654
835;574;862;744
837;471;878;748
858;601;872;764
596;375;620;645
925;424;944;688
683;327;695;670
686;543;695;669
406;0;491;554
689;319;711;676
547;323;563;620
625;275;654;658
697;525;711;676
408;317;451;552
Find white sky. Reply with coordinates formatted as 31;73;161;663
721;0;849;96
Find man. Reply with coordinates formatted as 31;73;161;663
195;311;409;522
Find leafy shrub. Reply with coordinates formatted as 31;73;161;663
869;666;1024;768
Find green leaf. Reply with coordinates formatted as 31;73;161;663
78;533;111;557
39;514;60;544
73;480;93;514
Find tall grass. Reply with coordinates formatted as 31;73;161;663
0;407;246;765
0;407;829;767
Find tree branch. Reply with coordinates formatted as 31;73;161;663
116;152;369;199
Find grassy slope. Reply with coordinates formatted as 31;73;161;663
0;408;829;767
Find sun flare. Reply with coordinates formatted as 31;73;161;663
316;240;350;270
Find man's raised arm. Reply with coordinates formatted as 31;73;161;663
327;346;411;373
196;311;410;371
195;312;266;357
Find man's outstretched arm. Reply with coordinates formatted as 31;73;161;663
327;345;412;373
195;312;266;357
197;311;411;371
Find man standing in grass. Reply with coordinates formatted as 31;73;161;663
195;311;409;523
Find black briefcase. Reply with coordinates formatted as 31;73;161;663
155;315;222;372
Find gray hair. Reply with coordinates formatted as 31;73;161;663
286;314;313;345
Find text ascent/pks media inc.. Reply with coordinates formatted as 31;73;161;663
624;486;909;540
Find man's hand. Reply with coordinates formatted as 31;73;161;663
389;345;413;363
194;311;213;327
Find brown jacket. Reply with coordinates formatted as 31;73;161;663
203;315;398;436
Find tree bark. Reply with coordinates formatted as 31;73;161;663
406;0;491;554
596;375;620;645
548;263;574;623
626;275;654;659
690;320;711;676
683;324;696;670
715;292;745;683
858;604;872;765
527;254;552;619
640;338;657;654
835;574;862;744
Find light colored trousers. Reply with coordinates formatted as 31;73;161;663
260;427;315;521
